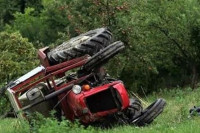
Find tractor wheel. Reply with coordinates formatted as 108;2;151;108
83;41;125;72
132;98;166;126
126;98;143;120
47;28;112;65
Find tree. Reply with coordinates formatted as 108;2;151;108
117;0;200;90
0;31;38;84
0;0;43;31
4;0;200;93
0;0;21;30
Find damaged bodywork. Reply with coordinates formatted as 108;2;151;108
1;28;166;127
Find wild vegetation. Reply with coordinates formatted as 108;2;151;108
1;0;200;132
1;0;200;92
1;87;200;133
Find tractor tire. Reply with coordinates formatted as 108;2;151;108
132;98;166;126
126;98;143;120
83;41;125;72
47;28;112;65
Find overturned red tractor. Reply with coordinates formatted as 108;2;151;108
1;28;166;127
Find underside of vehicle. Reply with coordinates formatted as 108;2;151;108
1;28;166;127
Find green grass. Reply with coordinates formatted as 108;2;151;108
2;87;200;133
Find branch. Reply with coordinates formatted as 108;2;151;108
151;24;189;59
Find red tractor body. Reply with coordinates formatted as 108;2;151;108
60;81;129;123
6;47;130;123
3;28;166;126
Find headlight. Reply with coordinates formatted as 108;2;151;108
72;85;82;94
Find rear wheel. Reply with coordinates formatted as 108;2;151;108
47;28;112;65
126;98;143;120
131;98;166;126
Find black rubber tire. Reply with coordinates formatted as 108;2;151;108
47;28;112;65
126;98;143;119
132;98;166;126
83;41;125;72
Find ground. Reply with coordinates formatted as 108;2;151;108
1;87;200;133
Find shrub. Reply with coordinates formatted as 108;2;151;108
0;31;38;84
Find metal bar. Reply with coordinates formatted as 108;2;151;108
45;84;74;100
50;77;57;90
16;58;88;93
45;55;89;73
12;71;44;91
19;74;92;112
20;84;74;111
46;79;52;90
38;47;50;67
15;74;50;93
55;74;92;90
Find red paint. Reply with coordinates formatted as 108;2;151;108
63;81;129;123
38;47;50;67
8;49;130;123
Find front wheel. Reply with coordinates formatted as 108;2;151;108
125;98;143;120
131;98;166;126
83;41;125;72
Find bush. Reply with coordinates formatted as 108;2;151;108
28;113;97;133
0;31;38;114
0;31;38;84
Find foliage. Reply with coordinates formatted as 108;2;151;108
107;0;200;92
8;0;133;45
0;119;29;133
138;0;200;89
0;31;38;84
1;0;200;93
0;112;97;133
0;0;43;31
0;0;20;30
9;8;47;47
1;1;200;132
31;114;96;133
